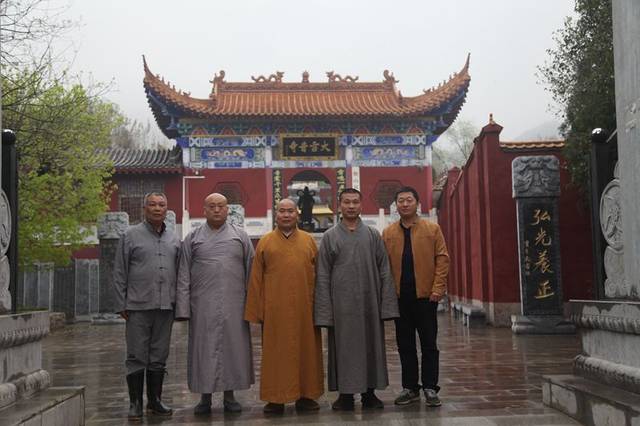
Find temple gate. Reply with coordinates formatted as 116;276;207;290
141;55;471;236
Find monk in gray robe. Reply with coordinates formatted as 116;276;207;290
315;188;399;411
176;193;255;415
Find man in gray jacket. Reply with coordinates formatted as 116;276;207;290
113;192;180;420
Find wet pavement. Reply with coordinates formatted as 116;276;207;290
42;313;581;425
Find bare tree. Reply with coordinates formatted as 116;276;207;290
1;0;82;130
1;0;76;69
111;117;173;149
432;118;479;176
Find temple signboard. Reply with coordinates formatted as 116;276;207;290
281;135;338;160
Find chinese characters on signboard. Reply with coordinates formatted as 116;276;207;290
520;201;561;315
281;136;337;160
272;169;283;226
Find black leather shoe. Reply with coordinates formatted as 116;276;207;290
263;402;285;414
146;370;173;416
295;398;320;411
361;389;384;409
223;391;242;413
223;399;242;413
331;393;355;411
194;394;212;416
126;370;144;421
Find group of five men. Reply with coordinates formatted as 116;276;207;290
113;186;449;420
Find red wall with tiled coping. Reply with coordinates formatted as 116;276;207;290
437;123;594;305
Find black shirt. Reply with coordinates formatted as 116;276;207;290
400;222;417;300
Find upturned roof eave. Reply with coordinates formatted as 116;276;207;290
142;53;471;134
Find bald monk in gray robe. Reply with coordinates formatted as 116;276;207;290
176;193;255;415
315;188;399;411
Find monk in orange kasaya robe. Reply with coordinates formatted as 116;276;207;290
245;198;324;414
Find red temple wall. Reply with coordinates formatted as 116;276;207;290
437;123;594;324
185;169;268;217
484;126;521;304
109;174;183;222
359;166;433;215
164;176;183;222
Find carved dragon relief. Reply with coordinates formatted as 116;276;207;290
511;156;561;198
251;72;284;83
326;71;359;83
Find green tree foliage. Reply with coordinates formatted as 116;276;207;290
1;0;125;265
539;0;616;194
2;71;122;266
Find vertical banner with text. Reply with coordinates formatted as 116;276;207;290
512;155;563;317
272;169;283;227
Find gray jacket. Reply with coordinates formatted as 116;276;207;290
113;221;180;313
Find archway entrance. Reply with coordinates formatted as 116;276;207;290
287;170;334;232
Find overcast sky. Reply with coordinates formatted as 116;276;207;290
64;0;575;142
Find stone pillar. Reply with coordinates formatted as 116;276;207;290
542;2;640;423
0;213;7;311
0;138;84;422
0;190;11;313
96;212;128;317
599;163;627;298
1;129;17;314
510;155;574;334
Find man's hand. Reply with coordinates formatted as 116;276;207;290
119;311;128;320
429;293;442;303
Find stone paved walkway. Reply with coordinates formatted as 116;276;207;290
42;313;581;425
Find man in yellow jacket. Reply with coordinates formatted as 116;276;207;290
382;186;449;407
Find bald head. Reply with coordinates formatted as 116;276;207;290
275;198;298;234
204;193;227;206
204;193;229;229
278;198;296;209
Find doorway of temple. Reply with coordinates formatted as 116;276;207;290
287;170;334;232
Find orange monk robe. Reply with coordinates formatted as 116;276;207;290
244;228;324;403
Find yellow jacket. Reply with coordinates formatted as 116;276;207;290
382;218;450;298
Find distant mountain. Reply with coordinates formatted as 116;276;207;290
513;121;562;141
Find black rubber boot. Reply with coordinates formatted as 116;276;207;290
126;370;144;421
146;370;173;416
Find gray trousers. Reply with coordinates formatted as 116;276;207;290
125;309;173;375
